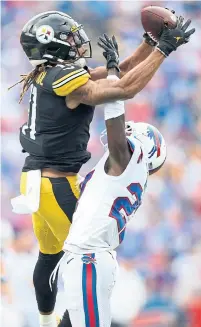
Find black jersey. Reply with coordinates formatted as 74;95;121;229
20;63;95;173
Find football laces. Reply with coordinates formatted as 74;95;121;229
147;31;158;44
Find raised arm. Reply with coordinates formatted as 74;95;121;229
67;49;164;107
89;31;158;81
67;19;195;108
101;67;131;175
90;7;177;81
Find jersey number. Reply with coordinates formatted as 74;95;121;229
22;85;37;140
109;183;143;243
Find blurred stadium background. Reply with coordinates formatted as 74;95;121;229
1;1;201;327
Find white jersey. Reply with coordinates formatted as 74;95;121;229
64;136;148;254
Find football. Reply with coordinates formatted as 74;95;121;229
141;6;177;41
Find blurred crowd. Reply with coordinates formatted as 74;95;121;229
1;1;201;327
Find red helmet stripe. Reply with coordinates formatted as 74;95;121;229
154;131;161;157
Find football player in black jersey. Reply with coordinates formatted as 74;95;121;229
10;10;195;327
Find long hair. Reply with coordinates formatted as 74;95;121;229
8;64;46;103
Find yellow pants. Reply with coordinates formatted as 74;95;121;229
20;172;80;254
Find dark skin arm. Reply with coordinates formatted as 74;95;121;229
106;114;131;176
89;41;153;80
104;68;131;176
66;50;165;108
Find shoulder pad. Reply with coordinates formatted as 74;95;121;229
51;63;90;96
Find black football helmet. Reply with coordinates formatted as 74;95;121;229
20;11;92;66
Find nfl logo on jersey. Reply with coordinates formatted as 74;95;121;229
81;255;97;265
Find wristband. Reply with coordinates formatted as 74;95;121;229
104;75;125;120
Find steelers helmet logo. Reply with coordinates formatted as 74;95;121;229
36;25;54;44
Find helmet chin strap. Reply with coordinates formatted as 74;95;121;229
30;55;87;68
30;59;48;67
74;58;87;68
43;54;64;61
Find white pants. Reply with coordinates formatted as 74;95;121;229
59;251;118;327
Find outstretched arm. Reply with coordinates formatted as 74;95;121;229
67;49;164;107
120;41;153;76
90;7;177;80
103;69;131;175
105;112;129;175
89;41;153;80
67;18;195;107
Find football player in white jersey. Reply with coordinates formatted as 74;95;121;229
51;36;167;327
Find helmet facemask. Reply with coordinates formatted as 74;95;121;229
69;26;92;59
42;25;92;63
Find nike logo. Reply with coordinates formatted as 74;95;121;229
174;36;182;43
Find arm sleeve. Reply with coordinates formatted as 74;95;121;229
51;64;90;96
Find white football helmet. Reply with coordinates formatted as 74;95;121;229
100;121;167;172
125;121;167;171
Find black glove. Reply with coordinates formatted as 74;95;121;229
143;8;176;47
97;33;120;72
157;16;195;57
143;32;158;46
